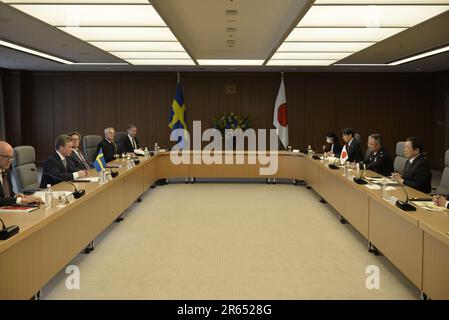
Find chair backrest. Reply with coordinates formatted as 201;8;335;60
354;133;361;144
436;150;449;195
114;132;128;154
393;141;407;175
83;135;102;164
12;146;39;192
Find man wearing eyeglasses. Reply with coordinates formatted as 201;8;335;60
0;141;43;206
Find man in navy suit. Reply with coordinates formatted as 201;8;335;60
392;137;432;194
68;131;92;170
0;141;42;205
341;127;363;163
40;135;88;188
120;124;141;154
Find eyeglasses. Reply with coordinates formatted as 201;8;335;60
0;154;14;161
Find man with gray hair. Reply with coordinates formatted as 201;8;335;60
0;141;43;205
96;127;118;163
40;135;88;187
363;133;394;176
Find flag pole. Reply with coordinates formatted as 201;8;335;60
177;71;180;84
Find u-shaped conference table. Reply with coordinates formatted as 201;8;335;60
0;151;448;300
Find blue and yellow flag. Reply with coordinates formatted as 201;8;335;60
168;80;188;148
94;148;106;172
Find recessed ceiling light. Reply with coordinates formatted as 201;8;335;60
89;41;185;52
272;52;354;60
315;1;449;4
298;5;449;28
267;59;336;66
197;59;264;66
278;42;374;52
0;39;73;64
269;2;449;66
10;4;166;27
58;27;177;41
109;51;190;59
4;0;148;3
127;59;195;65
286;27;405;42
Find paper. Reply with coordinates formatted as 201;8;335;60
134;149;145;156
365;185;396;191
0;205;38;213
74;177;100;183
411;201;448;212
33;191;72;202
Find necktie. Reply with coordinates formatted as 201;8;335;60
132;138;137;150
77;150;90;170
62;158;67;170
1;171;11;198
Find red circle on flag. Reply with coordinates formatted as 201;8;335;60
277;103;288;127
341;151;347;158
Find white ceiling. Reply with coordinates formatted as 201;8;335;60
0;0;448;72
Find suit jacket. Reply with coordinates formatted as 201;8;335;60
330;142;342;157
402;154;432;194
96;139;117;163
0;169;17;206
120;135;140;154
40;153;78;188
344;139;363;163
70;149;92;170
363;147;394;177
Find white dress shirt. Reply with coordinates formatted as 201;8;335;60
57;151;79;179
0;169;21;203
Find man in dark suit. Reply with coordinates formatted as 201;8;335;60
40;135;88;188
68;131;92;170
120;124;141;154
341;127;363;162
392;137;432;194
96;127;118;163
363;133;394;176
0;141;42;205
433;195;449;209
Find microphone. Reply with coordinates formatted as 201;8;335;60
353;163;368;185
109;168;119;178
395;186;416;211
0;218;19;240
31;168;85;199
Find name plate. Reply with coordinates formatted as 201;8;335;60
66;194;76;204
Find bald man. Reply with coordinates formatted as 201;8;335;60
0;141;43;206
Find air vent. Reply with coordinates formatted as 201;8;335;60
225;10;238;16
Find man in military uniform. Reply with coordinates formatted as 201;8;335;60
363;133;394;176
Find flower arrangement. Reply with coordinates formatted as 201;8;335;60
212;112;252;135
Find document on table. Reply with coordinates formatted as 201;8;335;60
411;201;449;212
33;191;73;202
364;184;396;191
74;177;101;183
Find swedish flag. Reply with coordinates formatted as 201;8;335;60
168;80;188;148
94;148;106;172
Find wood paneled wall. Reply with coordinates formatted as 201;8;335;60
2;71;447;168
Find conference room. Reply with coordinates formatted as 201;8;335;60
0;0;448;304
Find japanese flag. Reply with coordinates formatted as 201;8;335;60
273;77;288;149
340;145;349;164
